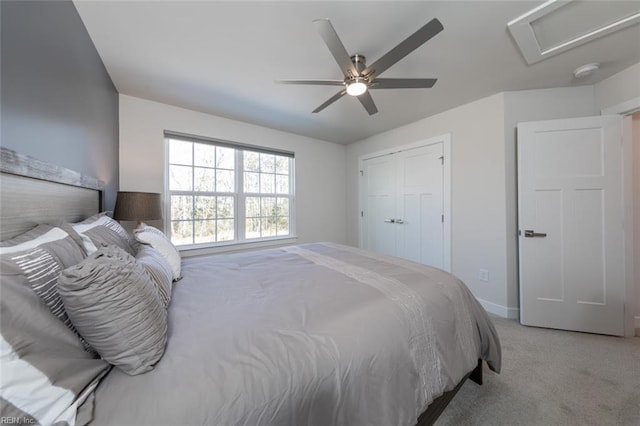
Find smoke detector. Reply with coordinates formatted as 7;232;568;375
573;63;599;79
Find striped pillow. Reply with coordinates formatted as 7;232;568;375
0;225;110;425
71;212;137;256
134;223;181;281
136;245;173;308
0;224;94;352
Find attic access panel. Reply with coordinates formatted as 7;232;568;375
508;0;640;64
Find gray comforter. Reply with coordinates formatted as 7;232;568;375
91;243;501;426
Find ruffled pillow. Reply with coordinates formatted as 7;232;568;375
58;245;167;375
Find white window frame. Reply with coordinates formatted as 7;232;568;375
164;132;296;254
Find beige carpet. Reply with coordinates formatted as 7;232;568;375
436;316;640;426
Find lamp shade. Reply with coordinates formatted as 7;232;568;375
113;192;162;222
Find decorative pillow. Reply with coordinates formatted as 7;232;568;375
58;245;168;376
0;227;110;425
0;224;94;352
134;222;181;281
70;212;137;256
136;245;173;308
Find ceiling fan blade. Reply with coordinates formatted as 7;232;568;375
358;91;378;115
276;80;345;86
371;78;437;89
363;18;443;79
312;89;347;113
313;19;358;77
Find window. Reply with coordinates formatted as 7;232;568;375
165;134;295;248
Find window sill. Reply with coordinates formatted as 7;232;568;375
178;236;298;258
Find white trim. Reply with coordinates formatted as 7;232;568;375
477;298;520;319
623;116;636;337
179;236;297;258
357;133;452;272
635;316;640;330
508;0;640;64
601;97;640;116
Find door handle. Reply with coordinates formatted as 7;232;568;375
523;230;547;238
384;219;395;223
395;219;404;224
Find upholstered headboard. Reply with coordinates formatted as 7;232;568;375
0;147;104;240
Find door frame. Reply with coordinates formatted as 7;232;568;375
358;133;452;272
602;97;639;337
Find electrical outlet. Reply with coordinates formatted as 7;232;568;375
479;269;489;282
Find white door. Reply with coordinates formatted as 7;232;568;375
362;144;444;268
362;154;396;257
518;115;625;336
396;144;444;268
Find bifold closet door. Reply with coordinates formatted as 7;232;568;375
362;143;444;268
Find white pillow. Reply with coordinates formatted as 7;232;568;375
133;223;181;280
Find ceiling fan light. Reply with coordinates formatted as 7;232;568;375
346;80;367;96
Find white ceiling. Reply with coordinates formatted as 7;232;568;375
73;1;640;144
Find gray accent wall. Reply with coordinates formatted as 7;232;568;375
1;0;119;210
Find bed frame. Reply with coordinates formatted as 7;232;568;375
417;359;483;425
0;146;483;426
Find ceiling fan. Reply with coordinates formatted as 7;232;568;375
276;18;444;115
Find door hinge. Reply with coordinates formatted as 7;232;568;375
361;211;364;217
360;170;364;176
441;214;444;223
439;156;444;165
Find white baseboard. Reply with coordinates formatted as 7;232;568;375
635;317;640;336
477;298;519;320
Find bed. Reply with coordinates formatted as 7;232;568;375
0;147;501;426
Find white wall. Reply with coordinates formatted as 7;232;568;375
119;94;347;246
593;62;640;334
346;93;512;316
503;86;597;309
347;86;598;318
594;62;640;112
633;113;640;335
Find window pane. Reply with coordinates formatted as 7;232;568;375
217;196;234;219
217;219;234;241
275;156;289;174
277;217;289;235
168;137;293;246
194;220;216;244
216;170;234;193
171;221;193;245
262;217;277;237
170;165;192;191
194;196;216;219
217;147;235;169
246;218;261;239
260;173;275;193
261;197;276;217
246;197;260;218
194;143;215;167
244;172;259;193
276;175;289;194
276;197;289;217
169;140;192;165
244;151;259;172
260;154;275;173
171;195;193;220
194;167;215;192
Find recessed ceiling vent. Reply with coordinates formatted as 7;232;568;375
508;0;640;64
